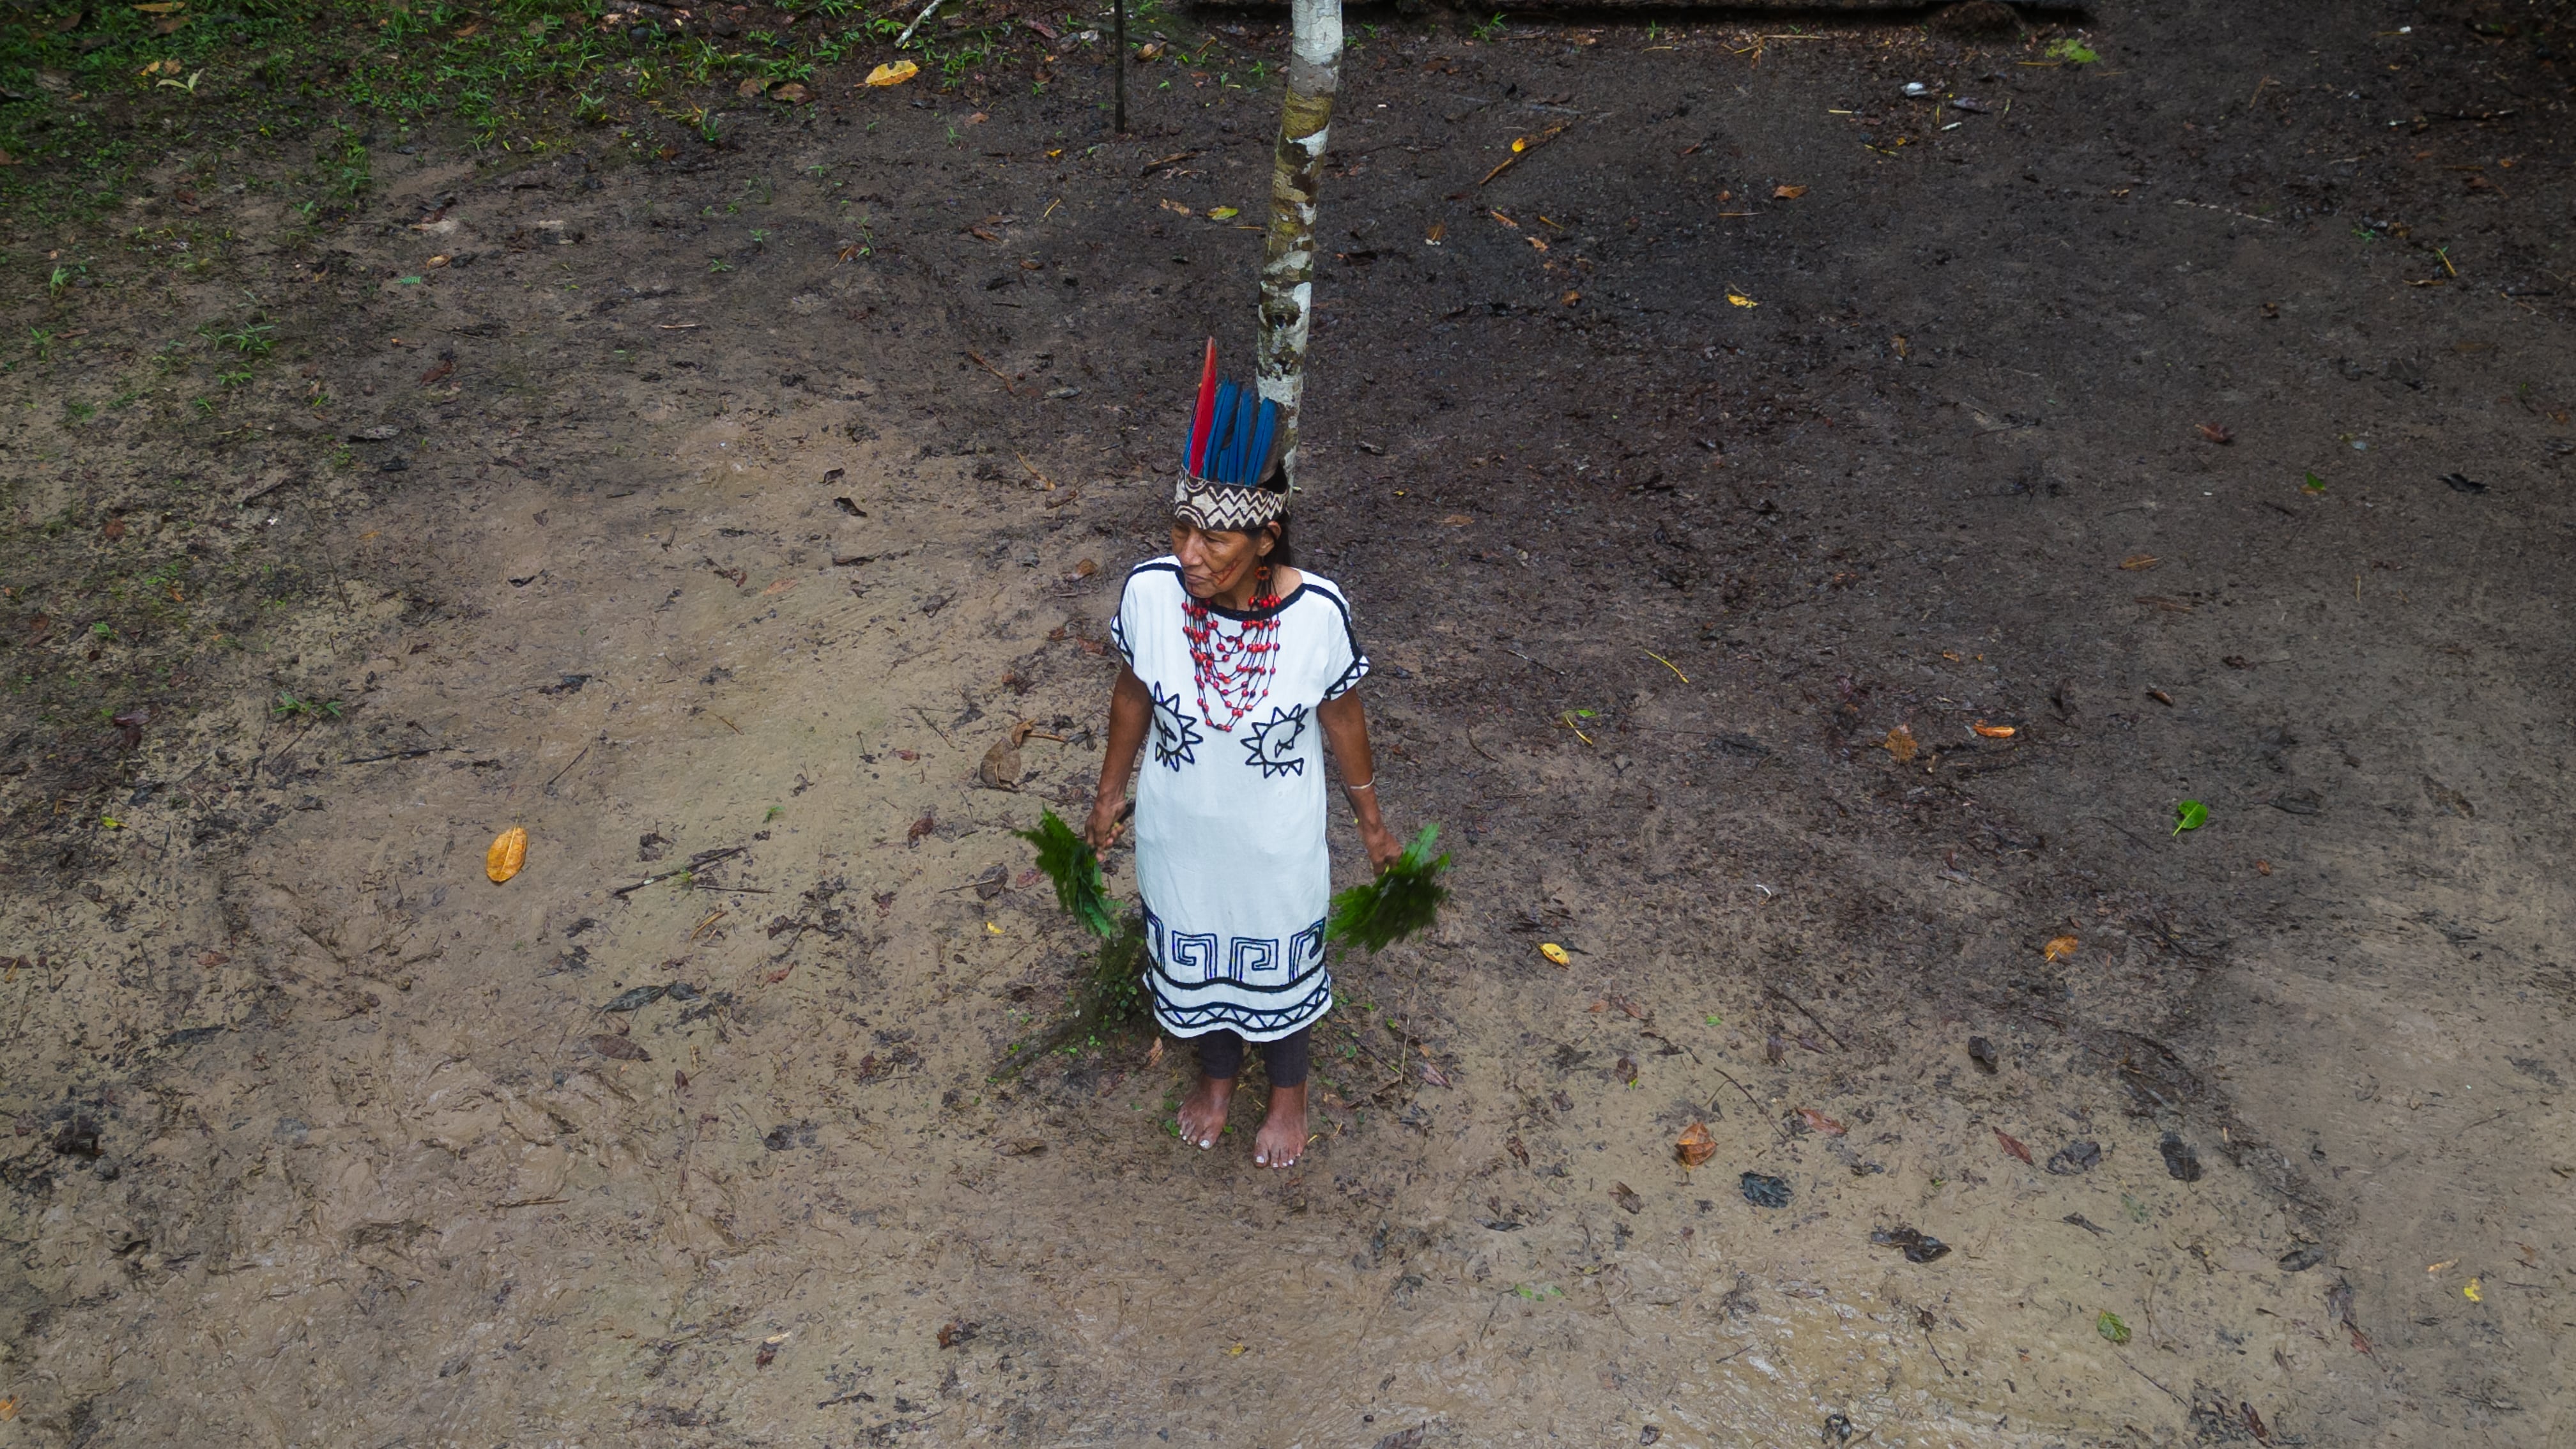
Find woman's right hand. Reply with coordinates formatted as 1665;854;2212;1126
1085;795;1126;854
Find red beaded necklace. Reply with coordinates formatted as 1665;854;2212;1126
1184;567;1282;733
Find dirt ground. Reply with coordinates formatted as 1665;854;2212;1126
3;0;2573;1443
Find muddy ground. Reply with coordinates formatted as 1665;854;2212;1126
3;0;2573;1443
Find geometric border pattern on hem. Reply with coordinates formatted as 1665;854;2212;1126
1151;970;1333;1041
1144;905;1327;990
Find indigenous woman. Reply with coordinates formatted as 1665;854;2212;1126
1086;345;1402;1170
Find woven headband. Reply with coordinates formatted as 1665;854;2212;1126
1174;337;1287;531
1174;477;1285;532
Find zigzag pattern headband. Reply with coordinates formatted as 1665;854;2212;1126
1174;338;1286;532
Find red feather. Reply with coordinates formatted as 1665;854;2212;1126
1188;338;1218;475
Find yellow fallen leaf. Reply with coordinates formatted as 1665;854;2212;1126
1972;721;2016;739
1540;943;1570;967
1675;1121;1717;1167
1208;206;1239;220
2043;935;2079;963
1727;293;1759;307
1772;183;1808;199
0;1396;17;1421
1425;220;1446;244
1562;289;1581;306
1227;1342;1248;1355
486;827;528;884
864;59;919;87
2464;1277;2482;1302
986;921;1003;935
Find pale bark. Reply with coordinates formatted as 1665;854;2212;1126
1255;0;1341;492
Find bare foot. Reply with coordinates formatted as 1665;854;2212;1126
1176;1071;1233;1150
1253;1083;1309;1169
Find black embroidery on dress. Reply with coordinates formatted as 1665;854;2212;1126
1149;682;1203;770
1241;703;1309;777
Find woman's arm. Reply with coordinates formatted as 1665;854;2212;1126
1317;691;1403;873
1087;666;1153;852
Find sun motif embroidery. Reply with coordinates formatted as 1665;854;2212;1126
1149;683;1203;770
1241;703;1308;778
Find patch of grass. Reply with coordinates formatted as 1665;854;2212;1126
271;691;342;719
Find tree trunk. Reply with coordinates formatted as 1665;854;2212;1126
1254;0;1341;491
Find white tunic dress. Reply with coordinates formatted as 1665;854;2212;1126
1112;558;1368;1041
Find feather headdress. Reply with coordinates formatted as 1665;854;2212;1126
1175;339;1286;532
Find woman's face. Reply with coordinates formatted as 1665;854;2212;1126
1171;522;1275;599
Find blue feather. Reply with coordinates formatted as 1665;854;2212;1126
1204;381;1238;479
1247;399;1278;486
1229;387;1258;484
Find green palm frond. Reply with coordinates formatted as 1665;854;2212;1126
1326;824;1451;953
1014;808;1119;939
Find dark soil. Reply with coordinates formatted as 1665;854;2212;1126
1;0;2571;1443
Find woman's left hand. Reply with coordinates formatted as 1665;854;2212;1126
1360;818;1404;876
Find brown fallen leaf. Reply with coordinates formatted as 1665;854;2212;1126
755;1340;779;1368
1610;1182;1644;1214
1146;1035;1165;1067
2255;859;2273;876
1675;1121;1717;1167
418;357;456;387
1773;183;1809;199
2043;934;2080;962
2119;553;2161;571
977;737;1022;790
772;82;811;104
1883;724;1919;763
1420;1061;1452;1088
1614;1054;1639;1085
907;813;936;845
2147;688;2175;706
1426;220;1446;243
588;1034;650;1061
936;1320;979;1349
1796;1108;1848;1137
2197;422;2234;445
1994;1126;2034;1165
1507;1133;1531;1167
761;576;799;595
1972;721;2016;739
102;518;127;541
197;950;229;967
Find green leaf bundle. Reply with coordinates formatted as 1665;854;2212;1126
1015;808;1119;939
1326;824;1452;954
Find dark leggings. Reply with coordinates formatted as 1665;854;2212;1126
1195;1027;1311;1089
